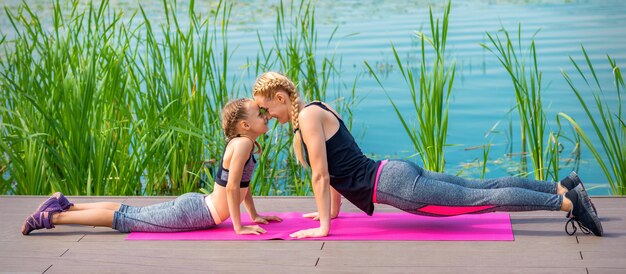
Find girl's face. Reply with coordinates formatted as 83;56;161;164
243;101;269;135
254;92;290;124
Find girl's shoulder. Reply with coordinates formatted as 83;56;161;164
225;136;255;155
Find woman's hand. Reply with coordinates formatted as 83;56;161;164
252;215;282;224
289;227;328;239
236;225;267;235
303;212;338;221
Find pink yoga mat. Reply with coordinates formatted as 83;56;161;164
126;212;513;241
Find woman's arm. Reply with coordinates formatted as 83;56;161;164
330;188;342;218
302;188;341;220
289;108;332;238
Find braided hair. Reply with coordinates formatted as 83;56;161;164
252;72;307;167
221;98;261;153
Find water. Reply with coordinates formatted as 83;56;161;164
2;0;624;195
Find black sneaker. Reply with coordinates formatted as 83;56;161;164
560;171;580;190
564;185;603;236
560;171;598;216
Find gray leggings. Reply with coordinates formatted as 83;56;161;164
375;160;563;216
112;192;216;233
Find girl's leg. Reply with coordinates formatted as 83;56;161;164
419;168;558;194
117;199;176;214
112;193;215;232
376;160;565;216
52;209;115;227
69;202;121;211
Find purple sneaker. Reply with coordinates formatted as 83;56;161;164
21;211;55;235
21;196;63;235
52;192;73;211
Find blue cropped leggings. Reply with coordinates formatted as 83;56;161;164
375;160;563;216
112;192;216;233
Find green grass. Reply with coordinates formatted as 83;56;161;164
0;0;354;196
0;0;621;196
365;0;455;172
244;0;362;196
481;25;564;181
559;47;625;195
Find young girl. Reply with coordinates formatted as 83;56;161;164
251;71;602;239
22;98;282;235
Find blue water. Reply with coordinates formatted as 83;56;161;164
2;0;625;194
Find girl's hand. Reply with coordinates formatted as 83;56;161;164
302;212;320;221
289;227;328;239
236;225;266;235
303;212;338;220
252;215;283;224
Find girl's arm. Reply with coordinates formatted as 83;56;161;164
243;190;259;219
225;138;265;235
289;108;332;239
243;188;282;224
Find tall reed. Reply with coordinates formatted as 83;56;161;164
482;25;562;181
131;0;233;195
365;0;455;172
1;1;142;195
558;47;625;195
0;0;235;195
248;0;359;195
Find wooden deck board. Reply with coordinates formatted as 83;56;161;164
1;196;624;273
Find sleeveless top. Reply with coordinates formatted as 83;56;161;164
214;142;257;188
300;102;380;215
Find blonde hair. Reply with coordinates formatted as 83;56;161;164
252;72;307;167
221;98;261;153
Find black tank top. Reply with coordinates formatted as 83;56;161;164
215;142;256;188
300;102;380;215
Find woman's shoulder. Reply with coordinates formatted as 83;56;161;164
300;101;341;124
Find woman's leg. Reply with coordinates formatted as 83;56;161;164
376;160;568;216
419;168;558;194
112;193;215;232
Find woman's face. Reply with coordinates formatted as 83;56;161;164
254;92;290;124
244;101;269;135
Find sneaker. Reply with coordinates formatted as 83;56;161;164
21;196;63;235
36;196;63;213
21;211;55;235
560;171;598;215
52;192;73;211
564;185;603;236
560;171;580;190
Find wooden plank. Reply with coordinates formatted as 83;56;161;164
314;266;587;274
317;249;585;268
0;258;51;273
1;196;625;272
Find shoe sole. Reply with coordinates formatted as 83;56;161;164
569;172;599;216
575;189;603;236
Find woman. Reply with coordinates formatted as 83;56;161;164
252;71;602;239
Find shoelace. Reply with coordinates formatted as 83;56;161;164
565;217;591;236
